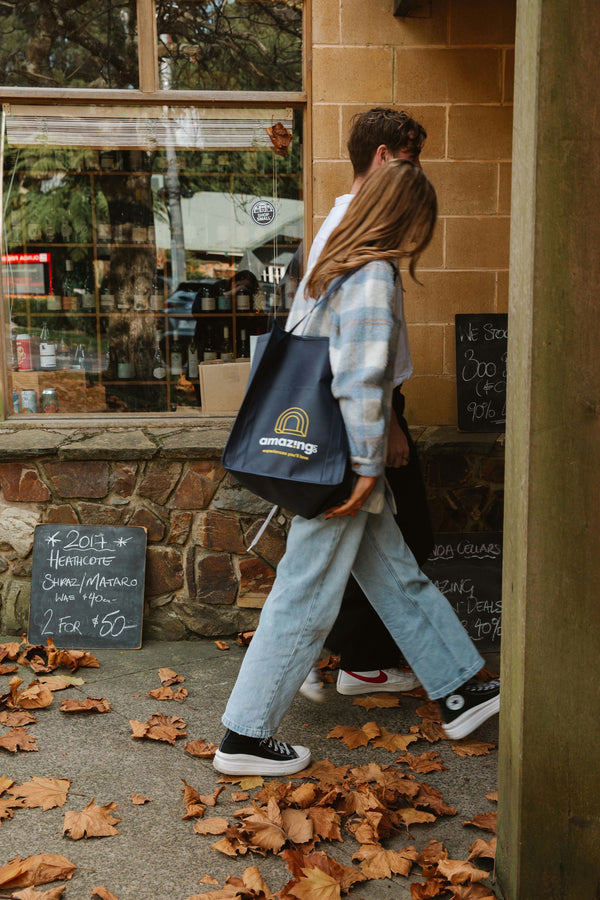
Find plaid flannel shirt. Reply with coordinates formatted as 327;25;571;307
286;260;400;514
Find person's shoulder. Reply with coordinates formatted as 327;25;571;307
351;259;397;284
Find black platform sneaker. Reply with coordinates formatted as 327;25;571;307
213;729;311;776
440;678;500;741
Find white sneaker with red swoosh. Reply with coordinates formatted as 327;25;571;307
336;667;421;695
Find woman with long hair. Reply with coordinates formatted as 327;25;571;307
214;160;500;776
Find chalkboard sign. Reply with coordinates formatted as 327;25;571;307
455;314;508;431
28;525;146;650
422;532;502;651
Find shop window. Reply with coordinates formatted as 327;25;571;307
0;1;138;89
1;107;303;416
156;1;303;92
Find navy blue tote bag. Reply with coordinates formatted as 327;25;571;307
222;319;354;519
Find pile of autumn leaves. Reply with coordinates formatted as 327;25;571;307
1;639;499;900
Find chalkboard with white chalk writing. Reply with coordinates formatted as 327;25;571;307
422;532;502;651
455;313;508;431
28;525;146;649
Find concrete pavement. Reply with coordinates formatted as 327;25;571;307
0;638;499;899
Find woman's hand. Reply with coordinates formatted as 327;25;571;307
325;476;378;518
386;410;410;467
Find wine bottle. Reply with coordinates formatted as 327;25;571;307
238;328;249;359
152;334;167;380
188;339;199;380
39;322;57;371
220;325;234;360
203;326;217;361
170;328;183;376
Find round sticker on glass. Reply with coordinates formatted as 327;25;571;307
251;200;276;227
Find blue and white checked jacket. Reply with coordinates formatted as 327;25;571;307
286;260;401;514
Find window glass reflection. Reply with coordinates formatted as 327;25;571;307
156;1;303;92
0;1;138;89
2;110;303;416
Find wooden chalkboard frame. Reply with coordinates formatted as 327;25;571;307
28;525;147;650
455;313;508;432
422;532;503;651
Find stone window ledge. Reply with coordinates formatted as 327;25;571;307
0;422;505;462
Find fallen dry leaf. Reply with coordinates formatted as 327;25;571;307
286;865;341;899
451;741;495;758
413;783;457;817
370;727;419;753
486;791;498;803
216;774;264;790
463;812;497;834
410;722;447;743
90;888;120;900
130;714;187;745
237;631;255;646
437;858;490;884
37;675;85;691
185;739;218;758
7;677;54;710
193;817;230;836
214;641;230;651
131;794;151;805
231;791;249;802
59;698;110;714
267;122;293;158
280;849;366;894
0;664;18;675
199;875;219;884
416;702;442;722
398;807;437;828
7;777;70;810
0;775;15;793
185;865;274;899
448;883;498;899
352;693;400;710
0;798;19;826
0;711;37;727
0;854;76;889
158;667;185;686
240;799;287;852
326;721;380;750
353;844;418;879
147;687;188;702
300;760;350;783
10;886;66;899
396;751;446;774
63;799;121;840
0;728;38;753
410;878;450;898
468;837;497;862
182;780;206;820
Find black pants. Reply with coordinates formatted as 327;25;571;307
325;388;434;670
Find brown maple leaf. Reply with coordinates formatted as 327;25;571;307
7;777;70;810
397;807;437;827
416;701;443;722
0;641;22;661
59;697;110;714
130;714;187;745
410;722;447;743
216;774;264;790
306;807;342;842
352;693;400;710
182;779;206;820
147;686;188;702
436;858;490;884
416;839;449;867
158;667;185;686
210;835;249;858
413;783;457;816
486;791;498;803
281;807;314;844
370;727;419;753
267;122;293;158
0;710;37;727
468;837;497;861
91;888;120;900
7;677;53;710
240;799;287;852
185;738;217;758
237;630;255;646
397;751;446;774
280;849;366;894
0;854;75;889
11;886;66;899
0;728;38;753
286;865;341;899
0;664;18;675
131;794;151;805
193;817;230;836
410;878;450;898
448;883;498;899
231;791;249;802
0;798;19;826
300;760;350;783
37;675;85;691
327;721;380;749
353;843;418;879
63;799;121;840
451;740;495;757
462;812;497;834
214;640;230;651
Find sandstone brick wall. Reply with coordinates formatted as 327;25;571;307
0;426;504;640
311;0;515;425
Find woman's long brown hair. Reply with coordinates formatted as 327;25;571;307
305;159;437;300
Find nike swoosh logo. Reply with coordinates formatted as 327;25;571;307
345;670;388;684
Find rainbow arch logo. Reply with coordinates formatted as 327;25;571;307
274;407;310;438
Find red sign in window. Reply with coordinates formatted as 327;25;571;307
2;252;53;295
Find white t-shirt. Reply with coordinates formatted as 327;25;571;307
304;194;413;386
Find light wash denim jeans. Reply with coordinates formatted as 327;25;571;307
222;496;484;738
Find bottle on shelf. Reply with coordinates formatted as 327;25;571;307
62;260;78;311
219;325;234;361
152;334;167;380
236;286;251;312
150;275;162;311
56;332;71;370
217;285;231;312
202;325;217;361
253;284;267;313
100;272;114;312
117;352;133;379
238;328;249;359
39;322;57;371
71;343;85;371
170;328;183;377
81;269;95;312
200;286;216;312
187;337;199;381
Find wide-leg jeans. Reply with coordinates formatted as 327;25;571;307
222;496;484;739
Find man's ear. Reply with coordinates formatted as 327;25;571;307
374;144;389;166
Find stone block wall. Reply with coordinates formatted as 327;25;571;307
311;0;516;425
0;424;504;640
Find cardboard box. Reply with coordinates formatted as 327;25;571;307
199;359;251;416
